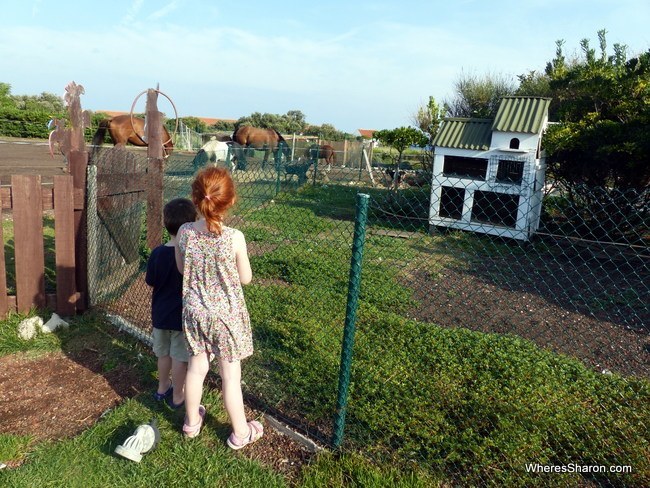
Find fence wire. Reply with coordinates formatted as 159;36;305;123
87;145;648;487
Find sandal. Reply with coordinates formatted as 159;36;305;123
182;405;206;439
153;385;173;401
227;420;263;450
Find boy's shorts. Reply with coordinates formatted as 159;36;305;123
152;328;189;363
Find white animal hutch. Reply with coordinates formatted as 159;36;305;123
429;96;551;240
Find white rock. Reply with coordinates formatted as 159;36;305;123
17;316;44;340
41;313;69;333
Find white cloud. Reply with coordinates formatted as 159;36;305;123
31;0;42;17
121;0;145;26
148;1;180;21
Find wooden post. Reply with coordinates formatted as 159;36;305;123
146;89;164;250
54;175;77;316
69;150;88;310
59;82;90;310
0;191;8;316
12;175;46;312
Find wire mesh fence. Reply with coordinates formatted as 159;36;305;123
87;144;648;487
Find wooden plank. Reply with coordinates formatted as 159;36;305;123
147;157;164;250
0;187;10;209
146;93;164;250
69;150;88;310
1;187;55;210
42;188;54;210
12;175;46;312
0;188;7;316
54;175;77;316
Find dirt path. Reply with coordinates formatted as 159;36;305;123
0;138;69;185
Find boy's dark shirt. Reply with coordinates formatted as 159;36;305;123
145;245;183;331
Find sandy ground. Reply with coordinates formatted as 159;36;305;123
0;138;69;185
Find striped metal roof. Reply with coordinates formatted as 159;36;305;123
492;96;551;134
433;118;493;150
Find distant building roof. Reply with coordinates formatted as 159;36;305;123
433;118;493;151
197;117;237;126
358;129;376;139
94;111;237;127
95;110;128;117
492;96;551;134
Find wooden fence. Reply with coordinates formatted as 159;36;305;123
0;175;82;316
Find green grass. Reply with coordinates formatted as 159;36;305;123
2;183;648;487
3;215;57;295
237;184;650;487
0;310;410;487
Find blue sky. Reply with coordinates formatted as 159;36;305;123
1;0;649;134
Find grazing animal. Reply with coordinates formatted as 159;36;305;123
192;136;231;166
385;168;405;186
90;114;173;160
305;144;336;170
284;160;314;184
231;125;291;169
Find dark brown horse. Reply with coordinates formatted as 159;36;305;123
305;144;336;169
231;125;291;169
90;114;173;159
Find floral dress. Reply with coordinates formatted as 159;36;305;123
178;222;253;362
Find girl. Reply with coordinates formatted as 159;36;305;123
175;167;263;448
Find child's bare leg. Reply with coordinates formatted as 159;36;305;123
185;352;209;426
157;355;172;394
171;359;187;405
218;357;248;438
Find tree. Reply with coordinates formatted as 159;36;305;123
283;110;307;133
411;96;445;172
542;30;650;191
178;116;207;133
374;127;428;189
0;83;15;108
444;71;516;118
411;96;445;141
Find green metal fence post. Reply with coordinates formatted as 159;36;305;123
332;192;370;448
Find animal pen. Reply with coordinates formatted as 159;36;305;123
4;84;649;486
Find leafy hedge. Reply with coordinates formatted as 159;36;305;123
0;109;62;138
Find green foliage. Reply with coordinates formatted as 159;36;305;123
349;312;649;487
239;184;649;486
0;433;33;464
412;96;445;142
444;71;517;118
177;116;207;132
236;110;307;134
542;30;650;191
299;451;441;487
0;108;61;138
0;83;65;138
374;127;428;177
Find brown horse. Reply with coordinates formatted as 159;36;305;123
90;114;173;159
305;144;336;170
231;125;291;169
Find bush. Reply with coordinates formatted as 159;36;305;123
0;108;62;138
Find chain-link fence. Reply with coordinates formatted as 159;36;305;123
87;144;648;487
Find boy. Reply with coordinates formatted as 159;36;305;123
145;198;197;408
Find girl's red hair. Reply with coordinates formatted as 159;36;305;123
191;167;236;234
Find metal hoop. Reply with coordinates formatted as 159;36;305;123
129;88;179;147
